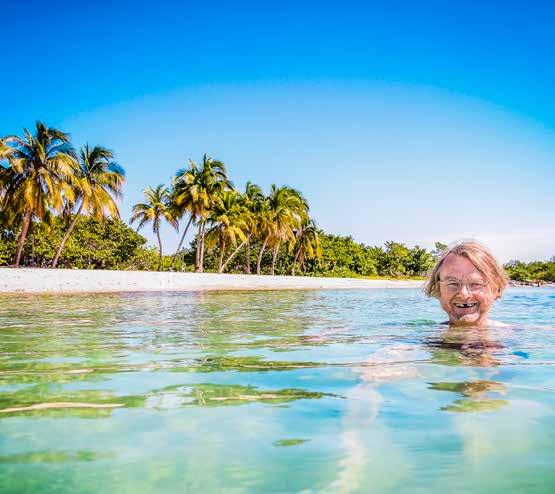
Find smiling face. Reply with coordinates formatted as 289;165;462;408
438;254;498;327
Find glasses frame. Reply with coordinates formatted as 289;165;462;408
438;278;489;293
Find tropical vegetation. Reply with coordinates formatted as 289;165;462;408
172;155;231;272
130;185;178;271
504;259;555;283
51;144;125;267
1;121;551;281
0;122;77;267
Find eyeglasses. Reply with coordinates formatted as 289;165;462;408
439;279;488;293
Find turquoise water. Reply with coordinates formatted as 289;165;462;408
0;287;554;493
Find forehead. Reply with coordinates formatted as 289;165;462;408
439;254;483;279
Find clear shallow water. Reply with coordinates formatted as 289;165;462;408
0;287;554;493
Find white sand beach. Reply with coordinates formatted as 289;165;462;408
0;268;422;294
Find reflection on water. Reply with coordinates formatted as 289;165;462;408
428;380;508;413
273;438;310;447
1;288;554;493
0;383;333;418
426;326;505;367
0;450;115;464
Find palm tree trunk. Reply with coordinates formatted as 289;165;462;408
199;222;206;272
291;245;302;276
172;215;194;267
223;236;250;273
271;240;281;275
217;240;226;273
13;210;32;268
51;203;84;268
244;240;251;274
196;221;206;273
156;228;163;271
256;236;269;275
195;222;202;272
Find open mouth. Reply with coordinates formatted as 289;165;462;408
454;302;478;309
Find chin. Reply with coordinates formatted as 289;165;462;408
450;314;485;326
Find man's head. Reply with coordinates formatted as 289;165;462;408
424;241;507;326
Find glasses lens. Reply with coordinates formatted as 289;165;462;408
441;281;487;292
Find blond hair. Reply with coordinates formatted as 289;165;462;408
423;240;508;299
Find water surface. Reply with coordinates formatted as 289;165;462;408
1;288;554;493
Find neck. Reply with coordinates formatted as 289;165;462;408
448;316;490;328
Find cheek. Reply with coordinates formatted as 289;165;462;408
438;291;452;310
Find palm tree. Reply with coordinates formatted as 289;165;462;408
51;145;125;267
1;122;77;267
241;181;264;273
170;167;195;267
291;219;322;275
269;186;308;275
130;185;178;271
256;185;308;275
173;154;231;272
205;190;251;273
254;195;272;275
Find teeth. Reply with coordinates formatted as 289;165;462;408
454;303;477;308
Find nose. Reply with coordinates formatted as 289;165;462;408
457;283;471;296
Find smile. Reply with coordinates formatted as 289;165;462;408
454;303;477;308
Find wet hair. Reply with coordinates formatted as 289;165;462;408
423;240;508;299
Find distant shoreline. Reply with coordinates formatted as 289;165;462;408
0;268;423;294
508;280;555;288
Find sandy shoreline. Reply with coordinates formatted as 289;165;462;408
0;268;423;294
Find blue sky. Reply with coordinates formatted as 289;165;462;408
3;0;554;261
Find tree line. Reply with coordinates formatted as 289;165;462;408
0;214;440;277
0;121;321;275
129;155;318;274
0;123;124;268
2;121;548;280
504;259;555;283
